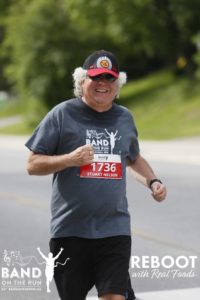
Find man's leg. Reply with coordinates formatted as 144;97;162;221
126;274;136;299
93;236;131;300
50;237;94;300
99;274;136;300
99;294;125;300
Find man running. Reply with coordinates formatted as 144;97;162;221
26;50;167;300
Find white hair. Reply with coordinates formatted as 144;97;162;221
72;67;127;98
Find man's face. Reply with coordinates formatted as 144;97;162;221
81;74;118;112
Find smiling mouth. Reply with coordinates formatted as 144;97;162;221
95;89;108;93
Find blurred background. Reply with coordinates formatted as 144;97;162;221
0;1;200;299
0;0;200;138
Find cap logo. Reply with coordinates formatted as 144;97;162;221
96;56;112;70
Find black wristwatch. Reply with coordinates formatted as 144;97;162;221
149;179;162;189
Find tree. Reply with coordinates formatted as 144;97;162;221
4;0;77;101
1;0;120;123
0;0;12;91
1;0;200;124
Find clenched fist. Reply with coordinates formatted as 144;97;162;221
151;181;167;202
68;144;94;167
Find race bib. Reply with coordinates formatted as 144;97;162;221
80;154;122;179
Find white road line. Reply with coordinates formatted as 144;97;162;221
132;228;200;255
0;192;48;209
87;287;200;300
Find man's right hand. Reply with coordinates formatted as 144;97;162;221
27;145;94;176
68;144;94;167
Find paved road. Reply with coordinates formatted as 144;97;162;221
0;135;199;300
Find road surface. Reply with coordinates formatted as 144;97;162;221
0;135;199;299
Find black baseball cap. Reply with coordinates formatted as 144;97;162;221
83;50;119;78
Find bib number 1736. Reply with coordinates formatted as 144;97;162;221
80;155;122;180
91;162;116;173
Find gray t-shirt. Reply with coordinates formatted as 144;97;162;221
26;98;140;238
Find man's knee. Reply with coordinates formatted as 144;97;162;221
99;294;125;300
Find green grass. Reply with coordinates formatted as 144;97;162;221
0;99;24;117
0;70;200;139
0;98;31;135
119;70;200;140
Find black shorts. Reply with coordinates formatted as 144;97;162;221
50;235;133;300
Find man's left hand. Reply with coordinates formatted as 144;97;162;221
151;182;167;202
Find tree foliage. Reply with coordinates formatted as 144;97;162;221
2;0;80;107
0;0;12;90
1;0;200;118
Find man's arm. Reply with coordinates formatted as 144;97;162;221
127;154;167;202
27;144;94;176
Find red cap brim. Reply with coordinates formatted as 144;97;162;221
87;68;119;78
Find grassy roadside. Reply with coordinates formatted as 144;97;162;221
0;70;200;139
0;99;31;135
119;70;200;140
0;98;24;117
0;122;33;135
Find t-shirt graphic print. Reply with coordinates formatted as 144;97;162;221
80;129;122;179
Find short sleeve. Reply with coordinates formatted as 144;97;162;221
126;112;140;162
25;109;60;155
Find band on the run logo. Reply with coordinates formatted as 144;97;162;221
1;248;69;293
86;129;121;155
